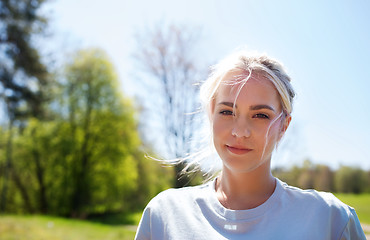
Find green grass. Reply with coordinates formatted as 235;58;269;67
0;215;136;240
335;193;370;225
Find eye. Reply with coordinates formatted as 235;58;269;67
219;110;234;116
253;113;269;119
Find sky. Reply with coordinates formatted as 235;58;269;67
43;0;370;170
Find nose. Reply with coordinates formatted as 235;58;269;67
231;118;251;138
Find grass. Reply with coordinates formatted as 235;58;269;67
335;193;370;225
0;214;137;240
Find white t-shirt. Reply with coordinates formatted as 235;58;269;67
135;178;366;240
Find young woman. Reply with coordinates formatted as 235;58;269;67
135;50;366;240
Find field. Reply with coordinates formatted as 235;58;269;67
0;215;136;240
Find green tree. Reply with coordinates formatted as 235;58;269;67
366;170;370;193
0;46;175;216
58;48;141;217
0;48;149;216
334;166;366;194
296;160;314;189
313;164;334;192
273;165;302;187
273;160;334;191
0;0;51;212
0;0;50;118
128;149;174;212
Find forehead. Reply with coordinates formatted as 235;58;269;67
216;70;281;108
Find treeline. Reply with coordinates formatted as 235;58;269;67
0;49;174;217
273;160;370;194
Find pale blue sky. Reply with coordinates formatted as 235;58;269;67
45;0;370;170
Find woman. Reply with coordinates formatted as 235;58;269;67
135;50;366;240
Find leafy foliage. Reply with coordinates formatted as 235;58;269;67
0;0;53;214
273;160;370;194
0;0;50;120
0;48;174;217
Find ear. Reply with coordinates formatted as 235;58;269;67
279;114;291;139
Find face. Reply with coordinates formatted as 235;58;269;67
211;70;290;173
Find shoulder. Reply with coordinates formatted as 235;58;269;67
147;182;211;210
277;179;366;238
135;182;216;239
137;182;212;233
279;179;349;211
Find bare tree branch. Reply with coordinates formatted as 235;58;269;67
133;23;205;187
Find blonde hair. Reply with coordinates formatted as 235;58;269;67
200;50;295;118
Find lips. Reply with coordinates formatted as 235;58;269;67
226;145;252;155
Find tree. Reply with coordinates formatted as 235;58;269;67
0;0;51;212
296;159;314;189
272;165;302;187
59;48;141;217
0;47;174;217
134;23;206;188
128;149;174;212
334;166;366;194
0;0;50;118
313;164;334;192
273;162;369;194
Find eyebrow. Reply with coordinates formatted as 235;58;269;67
218;102;276;112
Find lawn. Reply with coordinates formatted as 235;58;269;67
335;193;370;225
0;215;136;240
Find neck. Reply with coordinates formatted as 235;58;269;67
216;161;276;210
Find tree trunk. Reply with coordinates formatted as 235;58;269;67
31;128;48;213
0;120;14;212
12;169;34;213
70;82;93;218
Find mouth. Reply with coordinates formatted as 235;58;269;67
226;145;252;155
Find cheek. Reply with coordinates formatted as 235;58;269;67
263;122;283;145
212;119;223;140
212;117;230;140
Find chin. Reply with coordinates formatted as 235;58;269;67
224;161;262;174
222;156;271;174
